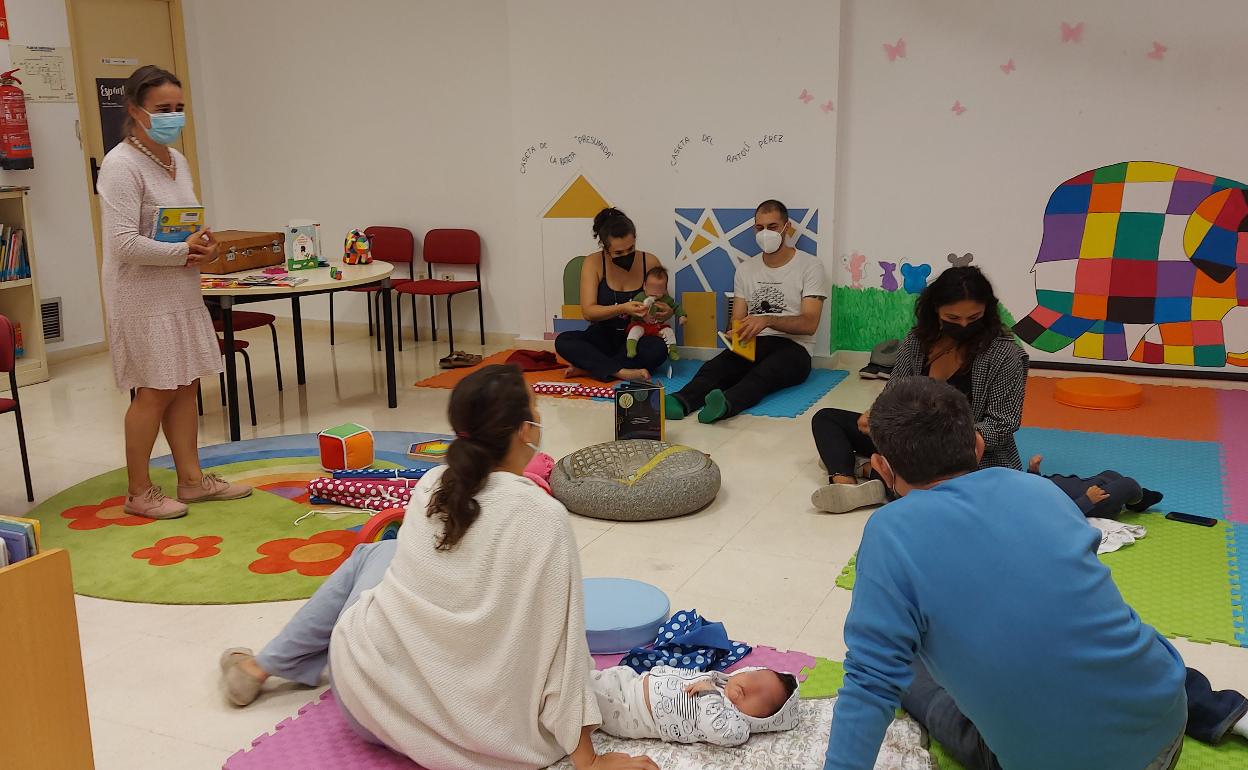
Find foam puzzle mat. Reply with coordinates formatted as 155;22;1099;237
225;645;1248;770
835;426;1248;649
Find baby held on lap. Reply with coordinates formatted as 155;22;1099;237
591;665;799;747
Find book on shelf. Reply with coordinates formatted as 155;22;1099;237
0;226;29;282
0;515;40;566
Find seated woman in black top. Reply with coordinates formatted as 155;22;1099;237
810;266;1028;513
555;208;672;381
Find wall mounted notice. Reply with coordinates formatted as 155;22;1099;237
101;57;138;66
0;1;9;41
96;78;127;154
8;45;75;102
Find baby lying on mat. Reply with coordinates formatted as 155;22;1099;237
591;664;799;747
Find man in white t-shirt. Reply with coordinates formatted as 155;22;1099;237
667;200;828;423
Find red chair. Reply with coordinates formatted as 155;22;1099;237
0;314;32;502
210;310;282;391
395;229;484;355
328;226;416;348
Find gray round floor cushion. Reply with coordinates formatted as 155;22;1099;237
551;440;721;521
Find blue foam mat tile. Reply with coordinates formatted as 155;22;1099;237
655;362;849;418
1015;428;1227;520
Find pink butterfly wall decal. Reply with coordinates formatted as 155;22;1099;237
951;100;967;116
1147;41;1167;60
1000;58;1016;75
883;38;906;62
798;89;814;104
1060;21;1084;43
820;100;834;113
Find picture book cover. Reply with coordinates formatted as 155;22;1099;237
153;206;205;243
717;322;756;362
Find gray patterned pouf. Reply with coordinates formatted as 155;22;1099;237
550;440;721;521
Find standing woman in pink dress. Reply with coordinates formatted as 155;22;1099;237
97;65;250;519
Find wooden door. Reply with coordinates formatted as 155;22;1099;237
65;0;200;280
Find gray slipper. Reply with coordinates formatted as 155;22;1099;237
220;647;263;707
811;479;887;514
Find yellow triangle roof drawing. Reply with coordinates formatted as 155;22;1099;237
544;175;610;219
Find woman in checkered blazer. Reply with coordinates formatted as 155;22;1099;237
811;267;1029;513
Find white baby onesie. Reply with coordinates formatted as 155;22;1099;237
590;665;800;747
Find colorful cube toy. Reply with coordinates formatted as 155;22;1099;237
318;423;374;471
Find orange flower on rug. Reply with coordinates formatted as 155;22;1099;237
132;535;223;567
62;496;157;531
249;530;358;577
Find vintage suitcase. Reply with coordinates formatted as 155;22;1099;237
201;230;285;274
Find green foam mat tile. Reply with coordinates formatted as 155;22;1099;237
836;556;856;591
807;657;1248;769
1101;513;1239;647
833;515;1242;648
797;657;844;699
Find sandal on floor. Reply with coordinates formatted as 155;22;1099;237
439;351;483;369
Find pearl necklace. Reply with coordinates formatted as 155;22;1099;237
127;135;176;175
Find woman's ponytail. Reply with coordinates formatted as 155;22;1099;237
427;364;533;550
592;207;636;248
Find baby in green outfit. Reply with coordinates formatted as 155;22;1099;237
627;266;687;360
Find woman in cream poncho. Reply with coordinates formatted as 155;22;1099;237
219;365;658;770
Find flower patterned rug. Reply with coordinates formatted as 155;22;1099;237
23;432;447;604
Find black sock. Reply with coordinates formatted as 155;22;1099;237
1126;489;1164;512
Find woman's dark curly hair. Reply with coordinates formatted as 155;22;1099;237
913;266;1009;359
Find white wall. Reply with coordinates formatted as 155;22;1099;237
182;0;517;332
0;0;103;352
183;0;841;348
505;0;841;345
834;0;1248;372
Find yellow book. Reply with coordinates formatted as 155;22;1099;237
717;322;756;362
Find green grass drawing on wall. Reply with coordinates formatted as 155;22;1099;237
829;286;1017;353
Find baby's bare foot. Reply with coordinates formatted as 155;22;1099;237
1028;454;1043;474
564;366;590;378
616;368;651;381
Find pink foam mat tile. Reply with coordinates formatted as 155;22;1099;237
1218;390;1248;525
224;691;429;770
229;646;823;768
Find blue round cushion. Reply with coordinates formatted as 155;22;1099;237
583;577;670;654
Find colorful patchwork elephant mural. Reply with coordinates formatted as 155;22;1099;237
1014;161;1248;368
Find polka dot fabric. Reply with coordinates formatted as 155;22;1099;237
621;609;751;673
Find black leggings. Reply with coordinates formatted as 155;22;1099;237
672;336;811;418
811;407;878;480
554;322;668;382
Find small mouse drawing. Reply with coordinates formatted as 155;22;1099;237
879;261;899;291
900;262;931;294
842;251;867;288
947;252;974;268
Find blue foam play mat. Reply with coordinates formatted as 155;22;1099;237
653;362;849;419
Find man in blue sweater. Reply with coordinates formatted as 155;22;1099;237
823;377;1188;770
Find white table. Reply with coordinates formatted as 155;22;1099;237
202;260;397;441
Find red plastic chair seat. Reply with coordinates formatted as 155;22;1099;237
396;279;480;296
0;397;14;414
350;278;413;294
212;310;275;333
217;338;250;354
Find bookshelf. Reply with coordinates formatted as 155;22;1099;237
0;549;95;769
0;188;49;392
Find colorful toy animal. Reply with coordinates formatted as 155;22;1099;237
1014;162;1248;368
879;261;899;291
842;251;867;288
900;262;931;294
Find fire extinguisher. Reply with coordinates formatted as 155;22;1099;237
0;69;33;170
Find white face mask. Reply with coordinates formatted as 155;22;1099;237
755;228;784;254
524;421;543;453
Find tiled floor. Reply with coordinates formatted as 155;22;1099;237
4;318;1246;769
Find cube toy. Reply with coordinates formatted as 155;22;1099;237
319;423;374;471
